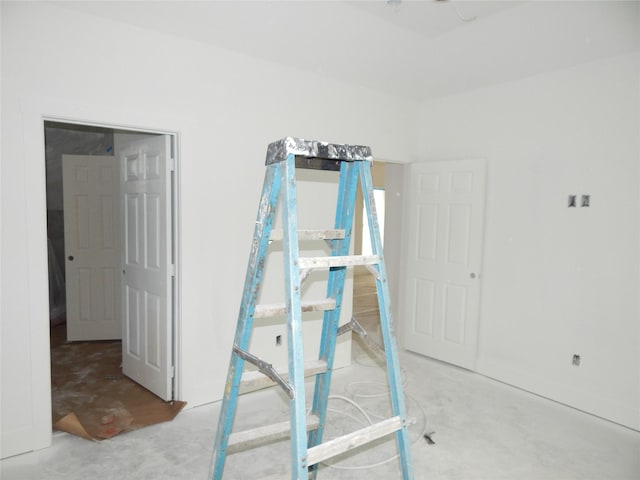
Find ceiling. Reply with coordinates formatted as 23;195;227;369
60;1;639;101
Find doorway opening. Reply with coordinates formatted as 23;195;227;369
44;120;182;440
352;160;387;341
361;188;386;256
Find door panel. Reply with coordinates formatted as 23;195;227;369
403;159;486;369
63;155;121;341
117;134;173;401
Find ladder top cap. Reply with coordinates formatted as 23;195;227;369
266;137;373;165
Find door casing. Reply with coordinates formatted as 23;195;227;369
1;89;185;459
45;118;181;416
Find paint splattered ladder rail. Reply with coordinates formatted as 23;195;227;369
209;137;414;480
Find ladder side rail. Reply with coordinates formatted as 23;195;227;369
210;164;282;480
308;160;360;478
281;153;309;479
359;161;414;479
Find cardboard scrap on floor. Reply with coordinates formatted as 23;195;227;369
50;323;187;442
54;401;186;441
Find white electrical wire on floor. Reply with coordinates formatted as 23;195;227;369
451;1;477;22
322;390;429;471
299;324;430;471
326;395;374;426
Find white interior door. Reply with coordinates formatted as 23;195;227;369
117;134;174;401
402;159;486;369
63;155;121;341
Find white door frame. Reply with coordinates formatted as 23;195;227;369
43;116;182;416
0;92;186;458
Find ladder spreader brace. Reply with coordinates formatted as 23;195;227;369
209;137;414;479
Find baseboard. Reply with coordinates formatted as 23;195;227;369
1;426;38;460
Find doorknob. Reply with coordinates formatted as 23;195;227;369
68;255;74;261
470;272;476;279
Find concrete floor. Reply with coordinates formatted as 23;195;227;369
2;275;639;479
2;343;639;480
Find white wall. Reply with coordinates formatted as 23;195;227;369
3;0;637;461
247;168;354;372
416;52;640;429
0;2;416;457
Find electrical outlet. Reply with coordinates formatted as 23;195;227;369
581;195;590;207
572;354;581;366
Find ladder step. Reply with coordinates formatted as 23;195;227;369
299;255;380;270
228;414;320;454
211;138;414;480
270;229;346;241
240;359;328;394
307;416;403;467
254;298;336;319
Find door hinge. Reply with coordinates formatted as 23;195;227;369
170;365;175;379
169;157;176;171
169;264;176;276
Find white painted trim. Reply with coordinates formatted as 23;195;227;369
637;67;640;432
170;133;182;402
22;105;54;454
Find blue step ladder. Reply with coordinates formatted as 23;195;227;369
209;137;414;480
